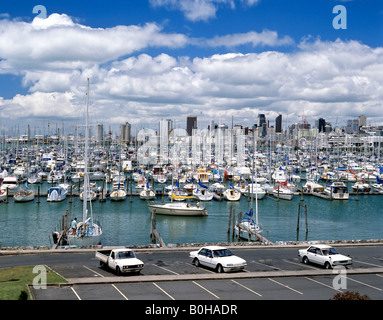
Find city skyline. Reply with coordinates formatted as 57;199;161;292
0;0;382;133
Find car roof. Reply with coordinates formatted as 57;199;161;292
201;246;227;250
310;244;332;249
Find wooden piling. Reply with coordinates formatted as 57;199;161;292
227;206;232;234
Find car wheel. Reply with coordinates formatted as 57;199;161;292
324;262;332;269
193;258;200;267
302;256;309;264
116;266;121;276
216;264;224;273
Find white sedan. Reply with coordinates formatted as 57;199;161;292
298;244;352;269
189;246;247;273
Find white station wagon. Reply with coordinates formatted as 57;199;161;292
298;244;352;269
190;246;247;273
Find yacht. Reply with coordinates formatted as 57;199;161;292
324;181;349;200
1;176;19;195
47;185;68;202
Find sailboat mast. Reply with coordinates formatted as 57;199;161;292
83;78;90;223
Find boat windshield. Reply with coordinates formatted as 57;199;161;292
322;248;339;256
117;251;135;259
213;249;233;257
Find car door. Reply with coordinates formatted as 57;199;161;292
205;249;215;269
310;247;323;265
198;249;208;267
108;251;117;270
306;246;319;264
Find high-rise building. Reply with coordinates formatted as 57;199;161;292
120;122;131;144
257;114;266;128
96;124;104;143
318;118;326;132
275;114;282;133
186;116;197;136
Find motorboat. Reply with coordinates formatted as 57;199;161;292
351;181;371;193
272;185;294;200
1;176;19;195
0;187;7;201
303;180;325;193
324;181;349;200
147;202;208;216
223;188;241;201
47;185;68;202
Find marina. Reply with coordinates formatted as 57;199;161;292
1;111;383;249
1;173;383;249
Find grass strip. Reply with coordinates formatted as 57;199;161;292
0;265;67;300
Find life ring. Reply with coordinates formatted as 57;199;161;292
72;185;77;189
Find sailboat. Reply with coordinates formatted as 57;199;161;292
234;142;262;240
67;78;102;246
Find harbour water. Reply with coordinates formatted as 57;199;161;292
1;180;382;248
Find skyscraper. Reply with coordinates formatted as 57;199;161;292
186;116;197;136
275;114;282;133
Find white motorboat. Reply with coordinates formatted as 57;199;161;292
1;176;19;195
272;185;294;200
324;181;349;200
47;185;68;202
0;187;7;201
303;180;325;193
147;202;207;216
351;181;371;193
27;174;42;184
223;188;241;201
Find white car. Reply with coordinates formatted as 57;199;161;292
298;244;352;269
189;246;247;273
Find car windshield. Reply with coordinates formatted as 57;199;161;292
213;249;233;257
117;251;135;259
322;248;339;256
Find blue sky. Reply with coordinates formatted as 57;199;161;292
0;0;382;134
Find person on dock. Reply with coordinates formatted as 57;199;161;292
71;218;77;235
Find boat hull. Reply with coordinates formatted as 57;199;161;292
148;203;207;216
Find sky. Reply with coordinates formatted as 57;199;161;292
0;0;382;136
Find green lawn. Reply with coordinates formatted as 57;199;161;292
0;265;67;300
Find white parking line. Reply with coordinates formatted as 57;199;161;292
354;260;383;268
193;281;220;299
268;278;303;295
283;259;319;270
305;277;342;292
252;260;283;271
112;284;129;300
83;265;104;277
347;276;383;291
153;282;175;300
154;264;180;275
71;287;81;300
231;280;262;297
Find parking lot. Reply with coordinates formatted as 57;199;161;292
21;244;383;300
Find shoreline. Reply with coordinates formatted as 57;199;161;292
1;238;383;255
